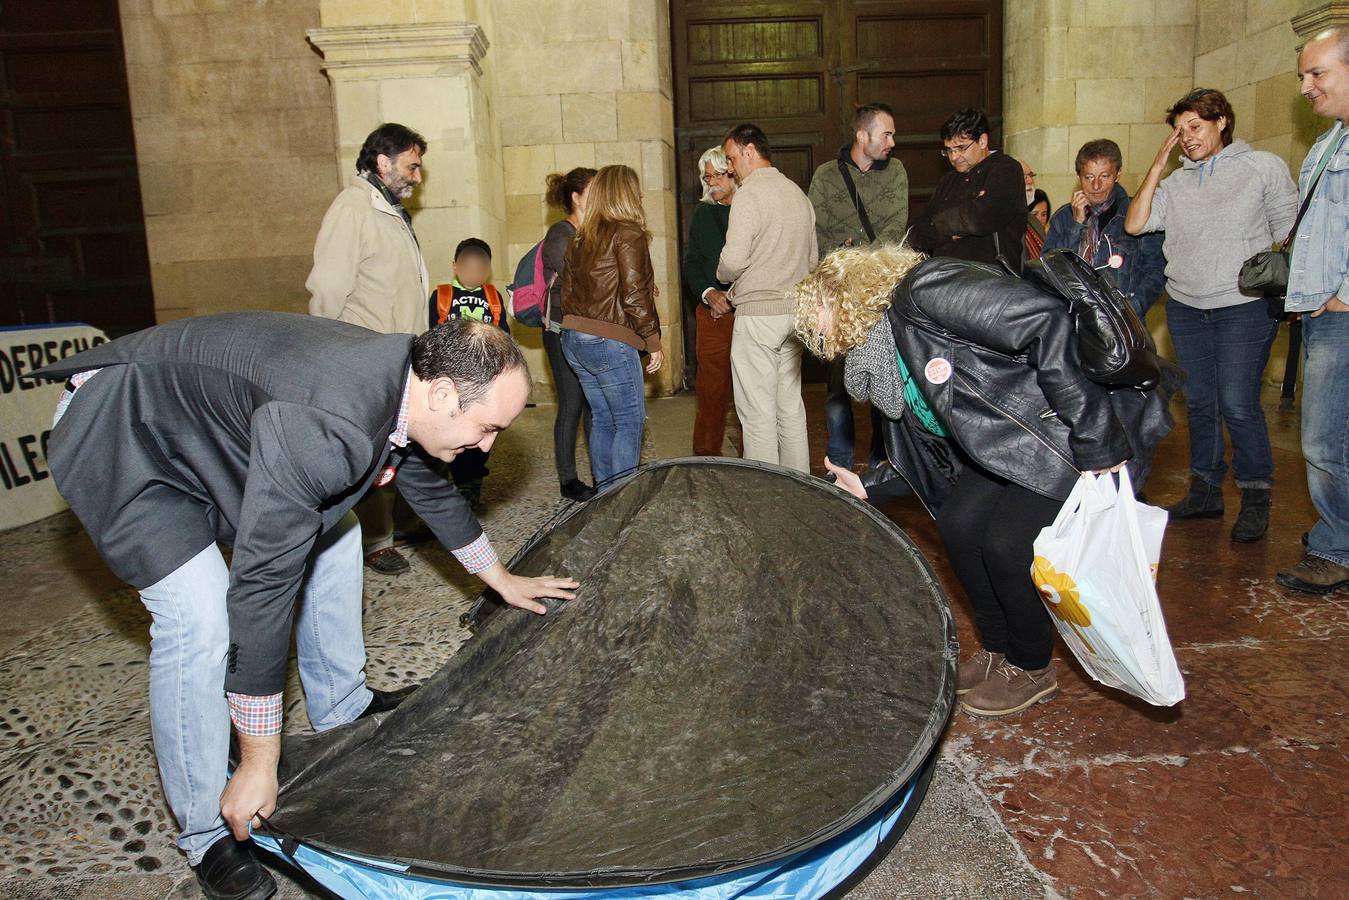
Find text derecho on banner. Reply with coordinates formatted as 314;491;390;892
0;324;108;529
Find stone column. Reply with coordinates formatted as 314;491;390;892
491;0;680;397
306;19;504;311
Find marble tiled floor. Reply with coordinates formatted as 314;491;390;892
1;383;1344;899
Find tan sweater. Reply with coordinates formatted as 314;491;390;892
715;165;818;316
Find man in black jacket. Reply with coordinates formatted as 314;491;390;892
909;108;1027;274
38;314;577;900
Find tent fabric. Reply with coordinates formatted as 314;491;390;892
266;458;956;889
253;749;937;899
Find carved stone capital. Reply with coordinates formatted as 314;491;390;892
306;22;489;79
1291;3;1349;40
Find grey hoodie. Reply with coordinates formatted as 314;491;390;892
1138;139;1297;309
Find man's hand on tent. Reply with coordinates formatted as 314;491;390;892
479;561;579;615
221;733;281;839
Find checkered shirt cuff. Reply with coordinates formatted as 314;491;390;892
226;691;283;737
452;533;498;575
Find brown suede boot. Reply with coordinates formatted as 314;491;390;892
961;660;1058;717
1276;553;1349;594
957;648;1005;695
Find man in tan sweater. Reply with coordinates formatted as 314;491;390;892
717;124;818;473
307;122;430;575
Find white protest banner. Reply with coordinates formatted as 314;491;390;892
0;323;108;530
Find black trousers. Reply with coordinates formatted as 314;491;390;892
543;328;592;485
935;461;1062;670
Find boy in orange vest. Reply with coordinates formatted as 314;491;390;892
429;238;508;509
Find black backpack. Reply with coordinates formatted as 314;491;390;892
1023;249;1162;390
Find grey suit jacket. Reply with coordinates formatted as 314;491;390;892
38;312;481;695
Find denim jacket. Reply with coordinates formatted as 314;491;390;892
1286;122;1349;313
1043;184;1167;319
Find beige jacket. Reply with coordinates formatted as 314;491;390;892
306;174;429;335
715;165;817;316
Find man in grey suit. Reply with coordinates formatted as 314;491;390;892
38;314;577;900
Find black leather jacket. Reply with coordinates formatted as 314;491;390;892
861;257;1180;511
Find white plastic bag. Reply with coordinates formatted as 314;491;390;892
1031;469;1184;705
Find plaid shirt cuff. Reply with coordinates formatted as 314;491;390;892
452;533;498;574
226;691;283;737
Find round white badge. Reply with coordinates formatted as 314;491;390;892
1107;253;1124;269
924;357;952;385
375;466;396;487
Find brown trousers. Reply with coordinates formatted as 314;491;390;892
692;304;736;456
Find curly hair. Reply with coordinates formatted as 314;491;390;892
794;243;926;361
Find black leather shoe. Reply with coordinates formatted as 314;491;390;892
357;684;420;720
560;478;596;502
192;837;276;900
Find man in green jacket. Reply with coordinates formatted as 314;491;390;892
808;102;909;471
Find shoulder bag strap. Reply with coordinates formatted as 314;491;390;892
1285;131;1345;249
836;158;876;243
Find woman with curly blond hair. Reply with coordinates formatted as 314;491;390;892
795;245;1175;718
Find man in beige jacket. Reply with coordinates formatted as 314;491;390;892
717;123;817;473
308;122;430;574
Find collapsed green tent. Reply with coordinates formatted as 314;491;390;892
256;458;956;897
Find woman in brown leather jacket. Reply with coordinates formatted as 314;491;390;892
560;165;663;485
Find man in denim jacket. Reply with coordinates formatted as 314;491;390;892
1278;28;1349;594
1044;139;1167;320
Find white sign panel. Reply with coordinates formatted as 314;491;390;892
0;323;108;531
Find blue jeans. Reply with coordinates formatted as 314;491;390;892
138;513;370;864
1166;299;1278;488
1301;310;1349;567
561;330;646;485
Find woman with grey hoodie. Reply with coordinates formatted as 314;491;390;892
1126;88;1297;543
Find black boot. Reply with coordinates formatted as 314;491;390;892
560;478;596;502
1165;477;1224;520
1231;487;1271;543
192;837;276;900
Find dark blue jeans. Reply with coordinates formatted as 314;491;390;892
1165;298;1278;489
561;330;645;486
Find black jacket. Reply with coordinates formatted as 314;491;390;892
908;150;1027;274
37;312;482;696
862;258;1179;510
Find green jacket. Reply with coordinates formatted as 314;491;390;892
808;149;909;257
681;200;732;299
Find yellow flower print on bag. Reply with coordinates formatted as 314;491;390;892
1032;556;1096;654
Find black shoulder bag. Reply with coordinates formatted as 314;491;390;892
1239;138;1340;316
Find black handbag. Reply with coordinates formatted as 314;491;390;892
1023;248;1163;390
1239;146;1334;315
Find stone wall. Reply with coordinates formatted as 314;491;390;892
489;0;679;396
1003;2;1197;213
117;0;337;321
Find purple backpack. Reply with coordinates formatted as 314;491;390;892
507;241;555;328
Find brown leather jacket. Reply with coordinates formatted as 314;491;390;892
560;221;661;352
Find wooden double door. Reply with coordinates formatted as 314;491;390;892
0;0;154;335
670;0;1003;380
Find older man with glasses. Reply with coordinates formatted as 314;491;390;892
909;108;1027;274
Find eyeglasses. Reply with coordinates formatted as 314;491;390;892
939;140;975;158
701;171;729;183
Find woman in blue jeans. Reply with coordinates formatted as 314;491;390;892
559;165;663;485
1127;88;1297;542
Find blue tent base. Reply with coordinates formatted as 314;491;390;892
254;747;939;900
